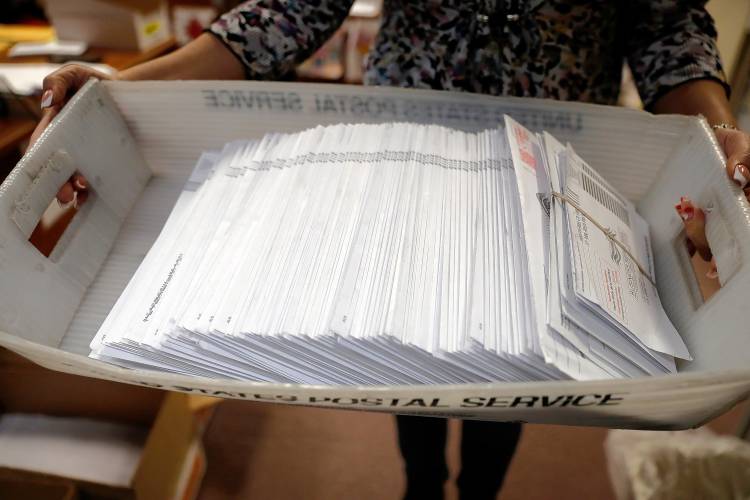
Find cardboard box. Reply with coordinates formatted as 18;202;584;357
0;474;76;500
43;0;171;52
1;80;749;429
0;380;216;500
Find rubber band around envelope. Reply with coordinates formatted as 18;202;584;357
550;191;656;287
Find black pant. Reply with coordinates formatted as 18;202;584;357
396;415;522;500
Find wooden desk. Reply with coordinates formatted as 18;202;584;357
0;347;165;424
0;37;177;168
0;37;177;70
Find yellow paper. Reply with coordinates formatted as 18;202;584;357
0;25;55;44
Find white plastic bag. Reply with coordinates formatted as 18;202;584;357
605;428;750;500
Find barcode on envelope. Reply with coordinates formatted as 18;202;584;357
579;171;630;226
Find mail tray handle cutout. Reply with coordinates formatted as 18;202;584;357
10;150;92;261
28;172;92;259
677;192;742;306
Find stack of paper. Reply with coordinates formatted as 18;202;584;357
89;119;690;384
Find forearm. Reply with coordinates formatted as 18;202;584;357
651;79;736;127
119;33;246;81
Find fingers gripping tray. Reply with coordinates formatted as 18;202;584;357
1;79;748;429
0;80;151;348
638;120;750;375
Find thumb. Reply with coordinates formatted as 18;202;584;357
40;70;74;113
716;128;750;187
40;64;111;112
726;150;750;188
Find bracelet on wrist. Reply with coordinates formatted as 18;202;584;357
711;123;737;131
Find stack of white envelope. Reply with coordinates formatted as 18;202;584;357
89;117;691;384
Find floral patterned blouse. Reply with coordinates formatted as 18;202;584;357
208;0;729;108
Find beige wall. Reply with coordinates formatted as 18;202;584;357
707;0;750;78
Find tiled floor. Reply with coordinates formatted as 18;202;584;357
198;399;749;500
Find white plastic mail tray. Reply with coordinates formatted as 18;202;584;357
1;80;748;429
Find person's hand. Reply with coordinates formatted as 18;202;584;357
29;64;115;206
30;64;116;146
715;127;750;199
57;172;89;207
677;126;750;276
676;196;711;259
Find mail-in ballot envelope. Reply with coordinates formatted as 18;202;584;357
0;80;748;429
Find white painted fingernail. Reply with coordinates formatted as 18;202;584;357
733;166;745;185
40;90;53;109
734;164;750;188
